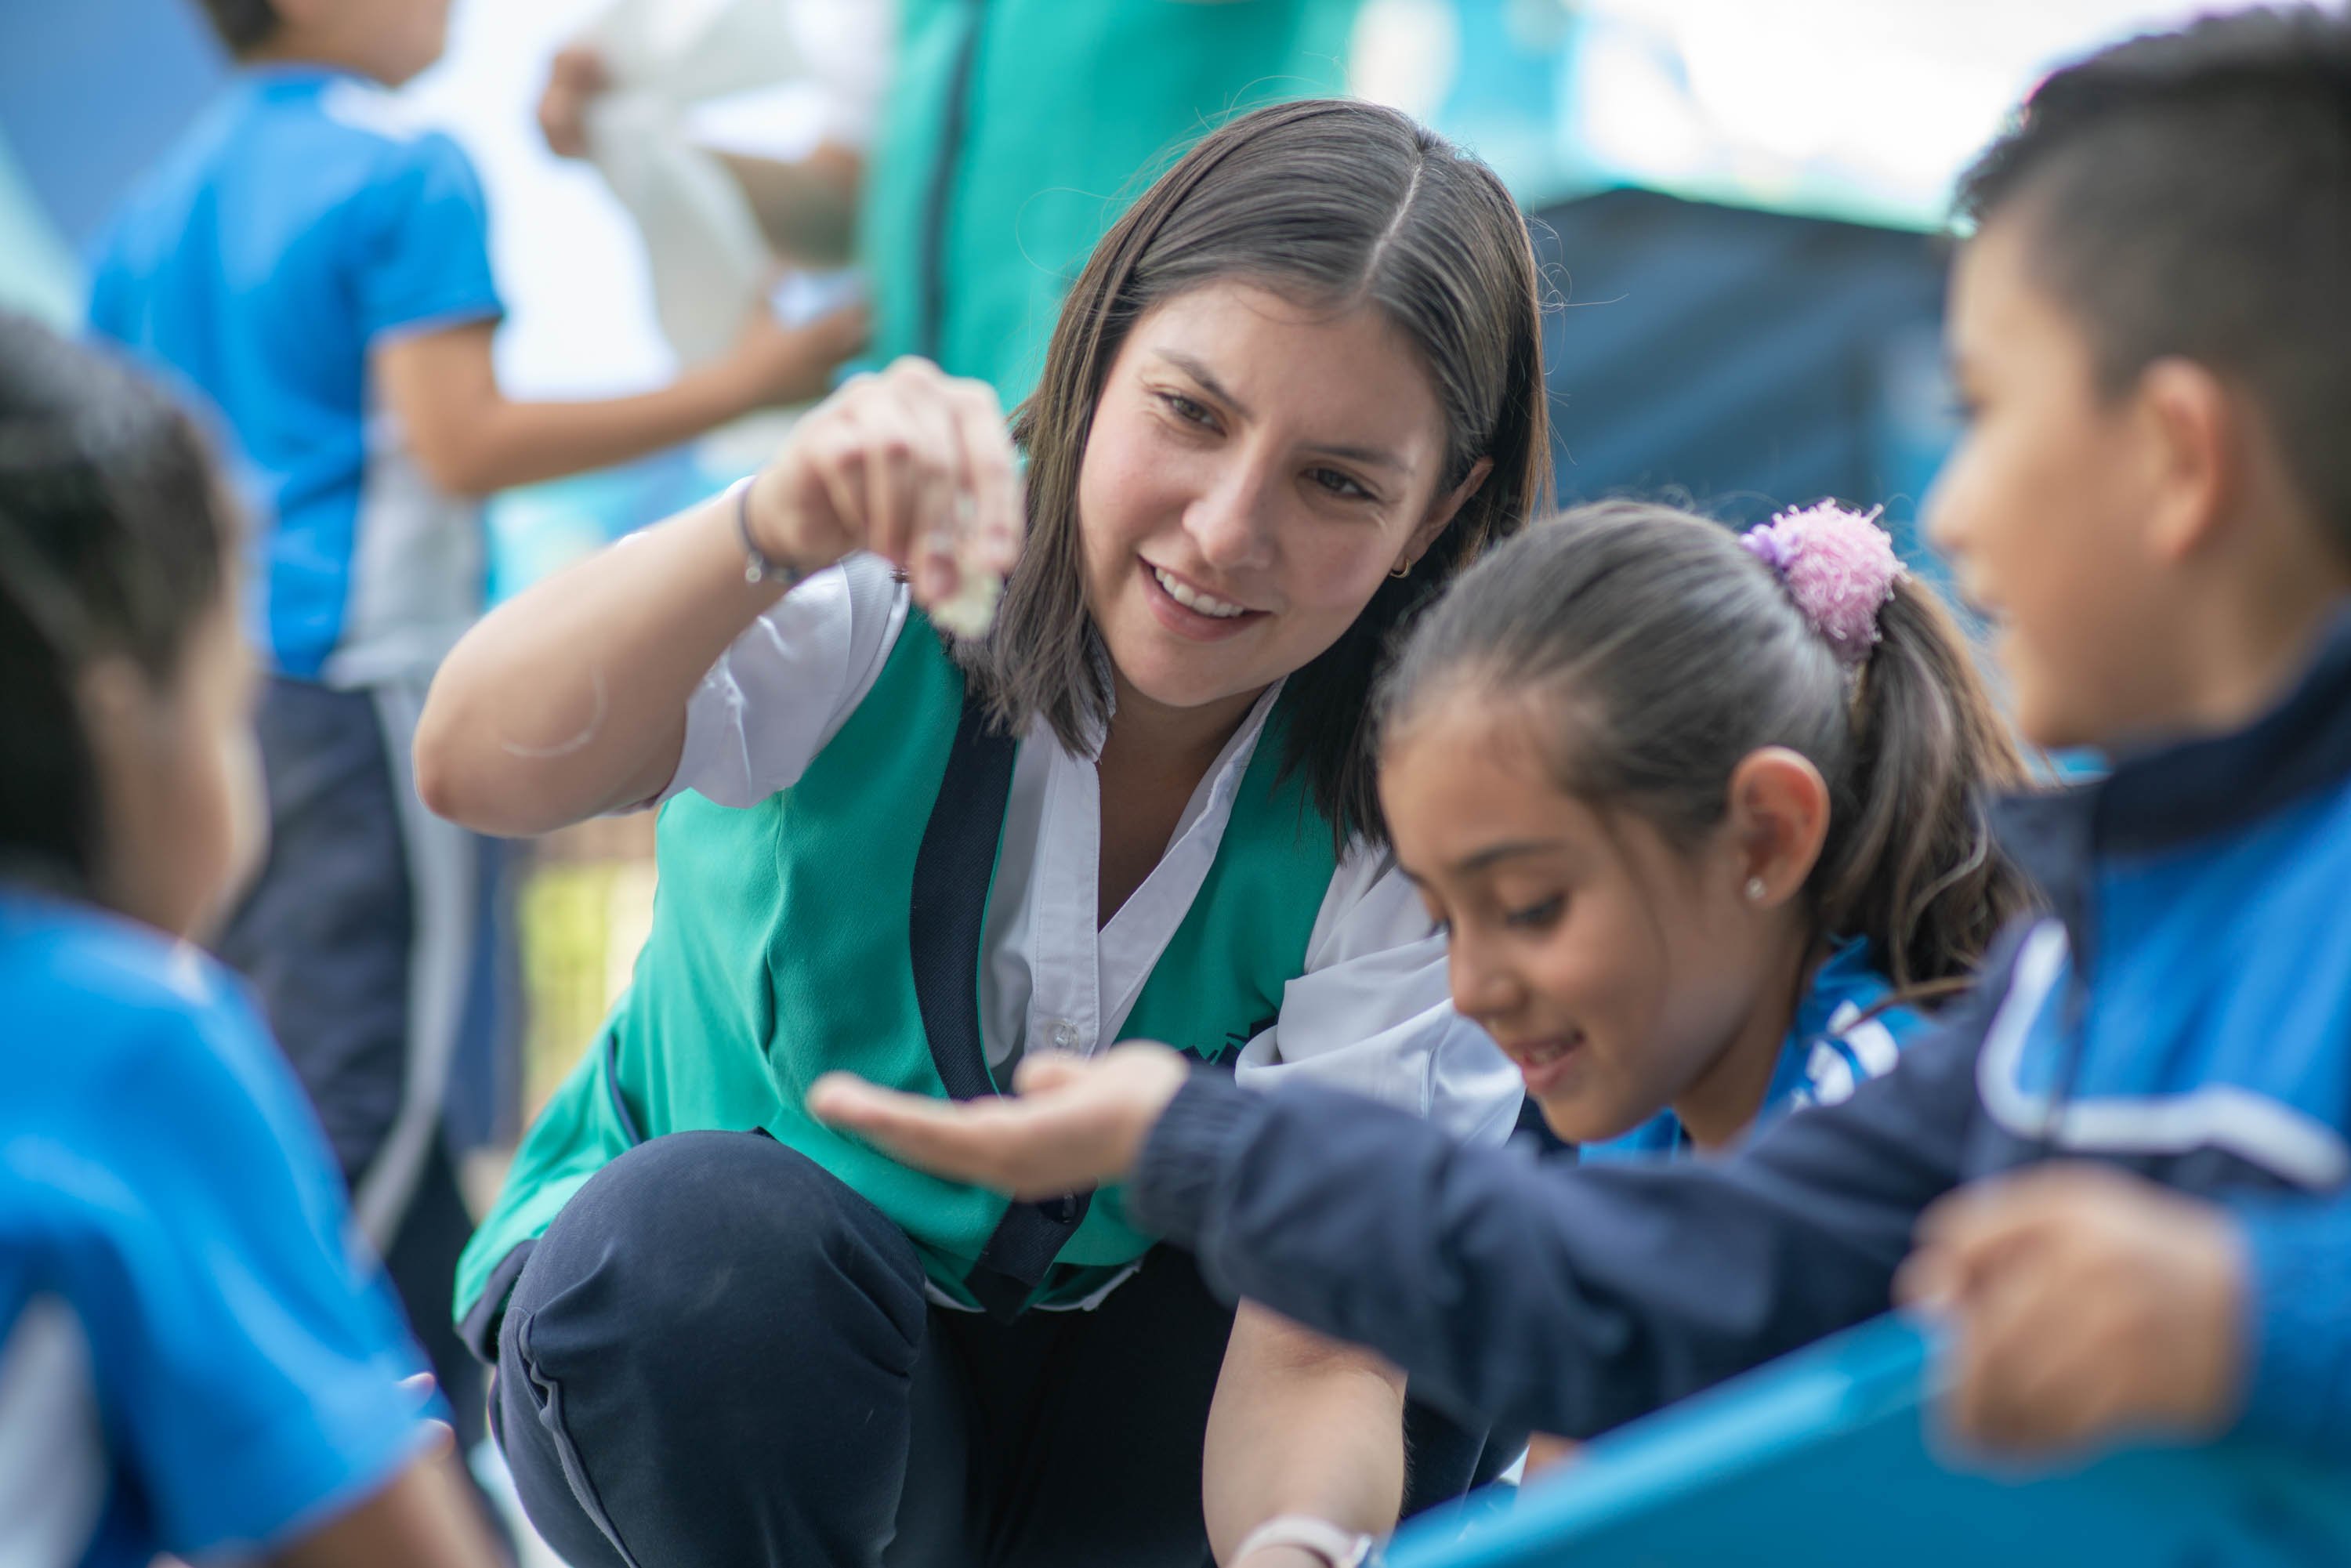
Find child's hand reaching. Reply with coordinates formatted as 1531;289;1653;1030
807;1044;1193;1197
537;45;610;161
1895;1164;2248;1457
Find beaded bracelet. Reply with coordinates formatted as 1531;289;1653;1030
734;476;804;588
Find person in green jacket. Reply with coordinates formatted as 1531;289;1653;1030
539;0;1362;404
418;100;1547;1567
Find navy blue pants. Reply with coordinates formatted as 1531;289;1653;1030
487;1131;1494;1567
215;675;493;1449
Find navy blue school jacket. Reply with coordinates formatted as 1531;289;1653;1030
1128;608;2351;1458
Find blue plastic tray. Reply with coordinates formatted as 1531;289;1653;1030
1386;1315;2351;1566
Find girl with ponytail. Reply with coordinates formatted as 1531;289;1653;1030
1368;498;2036;1159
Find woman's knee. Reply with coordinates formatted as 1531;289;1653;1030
513;1131;927;1389
492;1133;932;1566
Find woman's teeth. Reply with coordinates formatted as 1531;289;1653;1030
1154;566;1247;619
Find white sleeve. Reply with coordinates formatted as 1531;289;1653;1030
1233;849;1523;1145
653;550;908;809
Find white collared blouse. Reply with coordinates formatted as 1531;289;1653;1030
651;552;1520;1144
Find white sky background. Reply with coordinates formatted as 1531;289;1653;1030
1551;0;2302;225
411;0;2313;400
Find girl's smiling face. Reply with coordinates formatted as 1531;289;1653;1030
1078;282;1477;723
1381;688;1820;1149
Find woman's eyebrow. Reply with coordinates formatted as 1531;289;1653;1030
1303;439;1411;475
1152;349;1250;417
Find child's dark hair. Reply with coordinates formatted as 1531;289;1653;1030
194;0;281;55
1957;6;2351;556
0;313;234;890
1378;502;2037;996
972;98;1551;849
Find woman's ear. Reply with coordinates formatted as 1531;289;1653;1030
1403;456;1492;570
1723;746;1831;908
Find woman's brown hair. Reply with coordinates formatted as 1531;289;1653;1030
1379;501;2038;995
960;98;1552;848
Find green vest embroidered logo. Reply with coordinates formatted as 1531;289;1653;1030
459;616;1336;1319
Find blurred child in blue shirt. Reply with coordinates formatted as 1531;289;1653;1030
85;0;864;1438
0;313;500;1568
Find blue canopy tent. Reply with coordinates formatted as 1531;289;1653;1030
1530;184;1956;563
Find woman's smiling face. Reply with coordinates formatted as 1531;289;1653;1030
1077;282;1465;717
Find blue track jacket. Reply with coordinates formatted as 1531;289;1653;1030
1130;608;2351;1458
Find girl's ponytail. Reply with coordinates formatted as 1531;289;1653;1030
1815;576;2035;993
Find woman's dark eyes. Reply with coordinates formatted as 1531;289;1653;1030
1307;467;1372;501
1155;394;1373;500
1504;895;1566;930
1162;393;1215;427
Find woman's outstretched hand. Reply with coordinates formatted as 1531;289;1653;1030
807;1044;1193;1197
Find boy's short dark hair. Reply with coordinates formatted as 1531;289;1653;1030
1956;7;2351;554
196;0;281;54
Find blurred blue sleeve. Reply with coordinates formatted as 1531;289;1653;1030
350;130;503;342
2232;1192;2351;1457
68;981;432;1557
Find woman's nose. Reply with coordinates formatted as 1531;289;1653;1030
1183;463;1277;574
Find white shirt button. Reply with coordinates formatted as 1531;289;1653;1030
1048;1019;1080;1052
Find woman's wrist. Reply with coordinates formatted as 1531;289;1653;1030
731;477;806;589
737;465;833;583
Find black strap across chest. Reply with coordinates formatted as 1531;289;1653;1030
908;686;1092;1320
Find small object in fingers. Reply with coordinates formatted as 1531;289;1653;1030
931;494;1007;638
932;569;1003;639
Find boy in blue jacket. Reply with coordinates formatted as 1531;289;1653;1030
810;5;2351;1475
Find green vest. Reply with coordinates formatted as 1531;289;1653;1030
456;617;1339;1322
861;0;1358;402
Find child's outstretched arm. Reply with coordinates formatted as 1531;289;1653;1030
373;306;865;499
414;358;1020;836
811;987;1993;1442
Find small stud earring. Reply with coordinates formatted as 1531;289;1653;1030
1744;876;1768;903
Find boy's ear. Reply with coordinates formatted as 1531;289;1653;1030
2135;357;2239;566
1724;746;1831;907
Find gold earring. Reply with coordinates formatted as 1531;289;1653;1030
1389;558;1412;579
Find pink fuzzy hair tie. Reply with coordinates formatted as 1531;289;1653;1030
1739;502;1907;667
